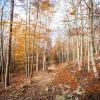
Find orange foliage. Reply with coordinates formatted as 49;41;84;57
40;1;50;10
86;84;100;93
53;67;78;90
16;45;24;53
16;37;25;43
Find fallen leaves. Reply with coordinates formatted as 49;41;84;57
0;63;100;100
53;67;78;90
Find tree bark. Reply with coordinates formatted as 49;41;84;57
89;0;98;78
5;0;14;88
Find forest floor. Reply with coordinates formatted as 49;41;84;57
0;62;100;100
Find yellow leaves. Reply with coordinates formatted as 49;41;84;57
16;45;24;53
15;45;25;65
70;9;76;15
0;21;20;25
24;31;32;35
0;21;7;25
12;25;21;35
15;31;48;45
16;37;25;44
35;35;49;40
12;29;17;35
40;1;51;10
70;7;77;16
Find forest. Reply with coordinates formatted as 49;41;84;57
0;0;100;100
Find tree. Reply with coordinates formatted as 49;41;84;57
5;0;14;87
88;0;98;78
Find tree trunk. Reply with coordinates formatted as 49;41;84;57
89;0;98;78
88;40;90;72
0;6;4;82
36;49;39;71
5;0;14;88
43;50;46;70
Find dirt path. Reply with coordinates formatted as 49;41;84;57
0;63;100;100
0;66;58;100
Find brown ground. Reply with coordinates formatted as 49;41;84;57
0;62;100;100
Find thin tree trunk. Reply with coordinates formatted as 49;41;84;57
36;49;39;71
88;40;90;72
5;0;14;87
0;7;4;82
43;50;46;70
89;0;98;78
61;44;64;64
75;12;81;71
32;0;39;73
25;0;28;78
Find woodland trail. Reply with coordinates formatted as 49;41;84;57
0;63;100;100
0;0;100;99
